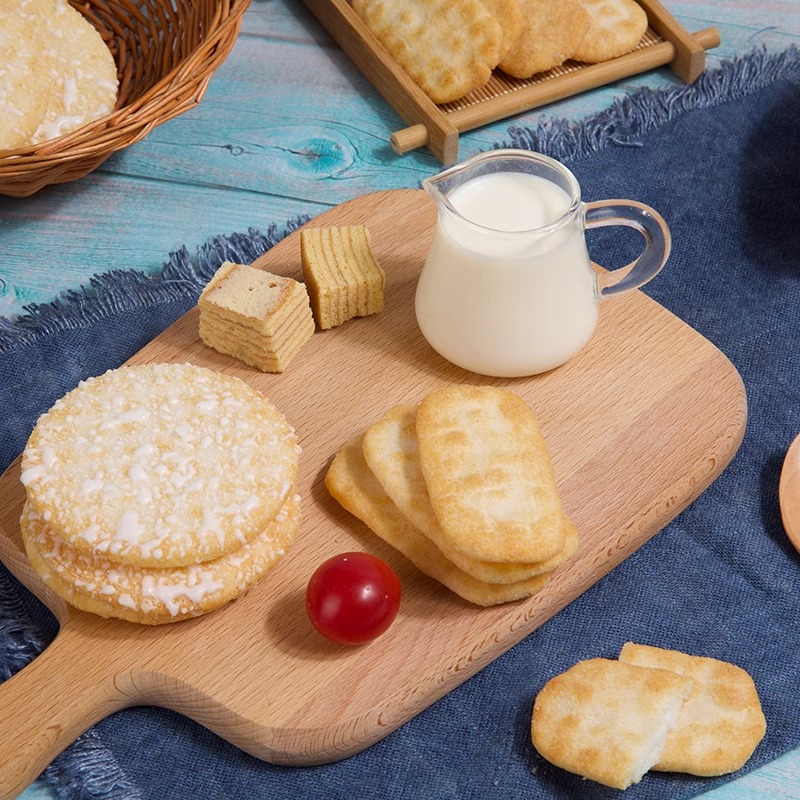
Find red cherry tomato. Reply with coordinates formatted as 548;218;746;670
306;552;402;645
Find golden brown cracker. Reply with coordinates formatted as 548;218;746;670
325;436;552;606
531;658;694;789
363;403;577;583
572;0;648;63
498;0;590;78
619;643;767;776
415;385;570;564
478;0;524;61
351;0;502;103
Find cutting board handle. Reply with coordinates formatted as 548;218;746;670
0;622;128;800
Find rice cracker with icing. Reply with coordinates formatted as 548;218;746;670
572;0;649;63
498;0;590;78
415;385;571;564
362;403;577;583
20;363;299;568
351;0;502;104
0;0;118;151
619;642;767;776
326;436;553;606
22;495;300;625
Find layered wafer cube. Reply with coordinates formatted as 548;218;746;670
198;262;315;372
300;225;385;330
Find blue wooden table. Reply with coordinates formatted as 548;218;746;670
2;1;800;797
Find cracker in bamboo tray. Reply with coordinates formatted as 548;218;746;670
326;385;577;606
19;363;302;624
350;0;503;104
350;0;650;99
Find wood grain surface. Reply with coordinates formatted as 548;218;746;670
2;1;799;798
0;189;746;798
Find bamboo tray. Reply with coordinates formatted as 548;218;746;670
301;0;720;164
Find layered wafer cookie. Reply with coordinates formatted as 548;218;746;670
326;436;552;606
362;403;577;583
415;385;570;564
198;261;314;372
619;643;767;776
300;225;385;329
20;363;300;568
22;494;300;625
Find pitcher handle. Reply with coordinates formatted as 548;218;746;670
585;200;671;297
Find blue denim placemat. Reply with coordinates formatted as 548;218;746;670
1;47;799;800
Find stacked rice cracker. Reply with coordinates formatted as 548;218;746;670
326;384;577;605
20;363;301;624
351;0;649;104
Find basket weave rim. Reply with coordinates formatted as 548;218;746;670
0;0;251;165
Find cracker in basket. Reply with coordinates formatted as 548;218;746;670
572;0;649;63
198;261;315;372
362;403;577;583
619;642;767;776
0;0;118;151
531;658;695;790
300;225;385;330
498;0;590;78
478;0;524;62
325;436;552;606
350;0;502;104
415;385;570;564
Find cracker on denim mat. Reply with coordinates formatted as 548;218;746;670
325;436;553;606
362;403;577;583
498;0;590;78
531;658;694;789
619;642;767;776
415;385;570;564
572;0;649;63
351;0;502;103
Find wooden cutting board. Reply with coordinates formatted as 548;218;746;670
0;189;746;798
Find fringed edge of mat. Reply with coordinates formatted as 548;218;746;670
0;220;308;353
500;45;799;161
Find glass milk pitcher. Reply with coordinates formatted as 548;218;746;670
415;149;671;377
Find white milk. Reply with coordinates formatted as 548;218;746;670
415;171;600;377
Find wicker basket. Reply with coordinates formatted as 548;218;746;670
0;0;251;198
